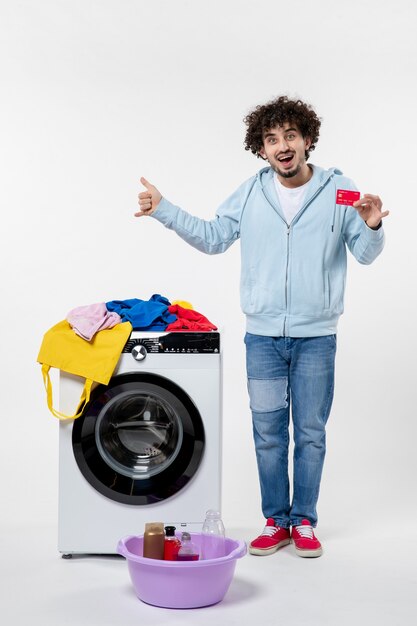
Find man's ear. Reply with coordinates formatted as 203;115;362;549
258;147;267;160
304;136;312;151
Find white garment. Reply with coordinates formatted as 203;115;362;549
273;176;311;225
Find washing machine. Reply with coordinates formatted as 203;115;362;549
58;331;222;555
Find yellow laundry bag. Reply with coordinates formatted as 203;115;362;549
37;320;132;420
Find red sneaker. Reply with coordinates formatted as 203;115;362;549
249;518;291;556
291;519;323;557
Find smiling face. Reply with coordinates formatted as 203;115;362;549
259;123;312;187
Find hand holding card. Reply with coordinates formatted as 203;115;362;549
352;193;389;228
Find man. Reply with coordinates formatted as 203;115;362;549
135;96;388;558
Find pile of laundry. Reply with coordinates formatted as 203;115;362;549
66;294;217;341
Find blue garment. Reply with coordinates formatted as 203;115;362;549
106;294;176;330
245;332;337;528
151;164;385;337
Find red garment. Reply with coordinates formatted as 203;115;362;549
166;305;217;331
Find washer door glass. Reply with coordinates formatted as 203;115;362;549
96;388;184;479
72;373;205;505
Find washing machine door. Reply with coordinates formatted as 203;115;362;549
72;373;205;505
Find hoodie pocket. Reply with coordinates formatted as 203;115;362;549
324;270;330;310
249;267;256;305
240;267;257;312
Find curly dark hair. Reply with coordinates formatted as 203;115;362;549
243;96;321;160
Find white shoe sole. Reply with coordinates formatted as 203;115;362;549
293;544;323;558
249;538;291;556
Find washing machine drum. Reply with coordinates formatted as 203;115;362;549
72;373;205;505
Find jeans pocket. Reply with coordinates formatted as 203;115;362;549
247;377;288;413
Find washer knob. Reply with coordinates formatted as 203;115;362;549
132;344;147;361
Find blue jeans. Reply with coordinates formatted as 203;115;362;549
245;333;337;528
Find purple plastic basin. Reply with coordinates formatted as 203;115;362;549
117;533;247;609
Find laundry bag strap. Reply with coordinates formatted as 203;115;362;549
41;364;93;420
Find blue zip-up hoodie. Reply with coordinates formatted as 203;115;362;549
151;165;385;337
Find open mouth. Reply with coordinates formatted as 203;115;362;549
277;153;294;167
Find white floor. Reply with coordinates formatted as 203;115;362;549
2;521;416;626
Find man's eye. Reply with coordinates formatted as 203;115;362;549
268;138;276;143
286;134;295;140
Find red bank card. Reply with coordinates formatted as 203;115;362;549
336;189;360;206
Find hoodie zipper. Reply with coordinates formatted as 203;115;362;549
284;225;290;336
260;173;335;337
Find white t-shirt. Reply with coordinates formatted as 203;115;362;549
273;176;311;225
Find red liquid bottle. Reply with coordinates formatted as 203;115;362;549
163;526;181;560
176;531;199;561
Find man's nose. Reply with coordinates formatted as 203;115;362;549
277;138;289;152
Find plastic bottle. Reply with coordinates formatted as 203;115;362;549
176;532;199;561
201;509;226;559
143;522;165;559
163;526;181;560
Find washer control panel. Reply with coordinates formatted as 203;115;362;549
123;332;220;354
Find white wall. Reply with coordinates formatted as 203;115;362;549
1;0;416;530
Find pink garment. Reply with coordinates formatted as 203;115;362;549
66;303;122;341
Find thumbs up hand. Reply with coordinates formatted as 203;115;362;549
135;177;162;217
